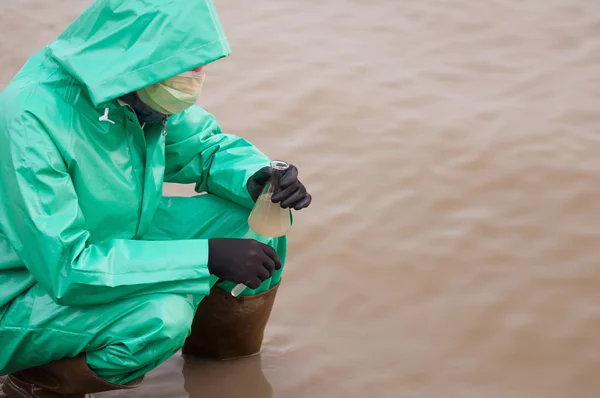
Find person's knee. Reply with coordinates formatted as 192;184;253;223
122;294;195;365
206;194;251;223
143;294;195;351
95;294;194;358
86;294;195;385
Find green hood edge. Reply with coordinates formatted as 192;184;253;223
48;0;231;107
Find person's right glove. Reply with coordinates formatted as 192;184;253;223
207;238;282;289
246;164;312;210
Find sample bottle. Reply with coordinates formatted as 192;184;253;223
247;160;292;238
231;160;291;298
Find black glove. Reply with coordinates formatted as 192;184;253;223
207;238;282;289
247;164;312;210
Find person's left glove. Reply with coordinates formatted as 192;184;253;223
247;164;312;210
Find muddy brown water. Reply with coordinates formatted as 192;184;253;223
2;0;600;396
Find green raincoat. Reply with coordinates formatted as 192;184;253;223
0;0;287;385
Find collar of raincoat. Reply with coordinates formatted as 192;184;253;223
47;0;231;108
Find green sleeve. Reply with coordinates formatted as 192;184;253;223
0;113;212;306
164;106;271;209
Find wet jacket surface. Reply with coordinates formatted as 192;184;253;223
0;0;274;318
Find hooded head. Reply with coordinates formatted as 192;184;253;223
48;0;231;108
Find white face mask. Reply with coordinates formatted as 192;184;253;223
137;71;205;115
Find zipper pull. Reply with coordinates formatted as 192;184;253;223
162;120;168;136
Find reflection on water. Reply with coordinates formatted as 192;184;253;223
98;353;272;398
182;355;272;398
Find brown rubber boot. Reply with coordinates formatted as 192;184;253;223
1;354;143;398
182;282;280;360
0;376;7;398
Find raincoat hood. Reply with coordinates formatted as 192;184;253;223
49;0;231;106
